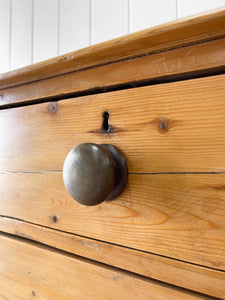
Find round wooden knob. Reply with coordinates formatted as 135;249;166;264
63;143;128;206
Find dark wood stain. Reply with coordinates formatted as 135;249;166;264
207;185;225;190
58;54;74;62
143;117;179;133
88;125;125;135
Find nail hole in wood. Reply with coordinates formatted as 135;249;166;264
51;215;58;223
159;120;167;130
32;290;36;297
102;111;110;132
48;102;57;113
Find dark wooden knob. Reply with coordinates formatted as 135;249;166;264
63;143;128;206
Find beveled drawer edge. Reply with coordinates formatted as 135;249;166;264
0;38;225;109
0;216;224;299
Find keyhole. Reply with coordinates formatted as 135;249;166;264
102;111;110;132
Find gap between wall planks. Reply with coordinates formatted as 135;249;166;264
0;37;224;108
0;216;224;299
0;7;225;107
0;233;215;300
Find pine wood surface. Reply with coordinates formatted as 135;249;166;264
0;234;210;300
0;8;225;298
0;171;224;272
0;74;225;173
0;38;224;107
0;74;225;272
0;216;224;299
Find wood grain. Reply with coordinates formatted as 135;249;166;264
0;38;224;107
0;8;224;297
0;216;224;298
1;75;225;271
1;74;225;173
0;7;225;91
0;234;207;300
0;172;225;272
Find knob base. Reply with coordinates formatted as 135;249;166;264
100;144;128;201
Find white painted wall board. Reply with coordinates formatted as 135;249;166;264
91;0;129;44
0;0;10;74
11;0;32;70
33;0;58;63
130;0;177;33
178;0;225;18
59;0;90;54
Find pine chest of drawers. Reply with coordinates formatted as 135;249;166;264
0;8;225;300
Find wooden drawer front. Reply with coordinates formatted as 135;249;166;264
0;74;225;270
0;234;203;300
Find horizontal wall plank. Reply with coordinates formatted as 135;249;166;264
0;7;225;91
1;38;224;107
0;75;225;173
0;216;224;298
0;234;205;300
0;172;224;271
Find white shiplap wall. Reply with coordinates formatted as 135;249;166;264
0;0;225;74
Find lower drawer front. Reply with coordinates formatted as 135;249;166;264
0;234;202;300
0;74;225;271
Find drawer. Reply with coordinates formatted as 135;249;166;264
0;234;204;300
0;74;225;273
